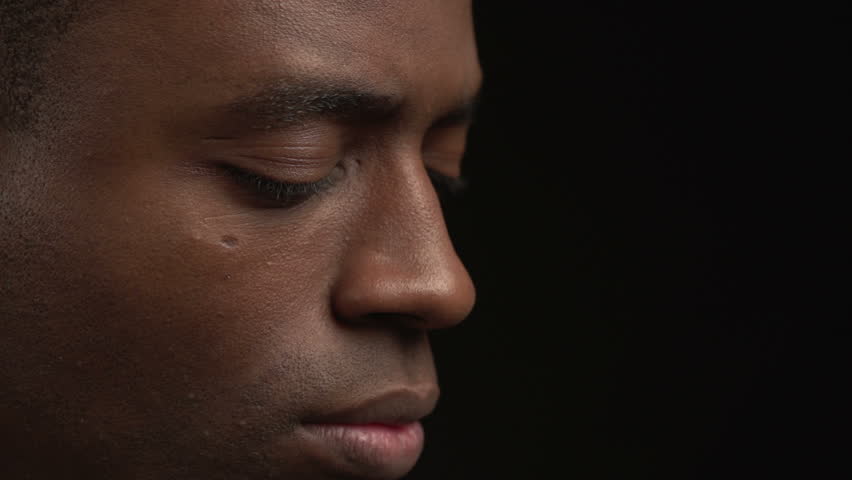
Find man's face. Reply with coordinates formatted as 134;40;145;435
0;1;479;478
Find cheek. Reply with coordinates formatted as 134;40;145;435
39;169;352;420
84;203;341;378
2;151;365;464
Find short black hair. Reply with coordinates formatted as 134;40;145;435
0;0;84;132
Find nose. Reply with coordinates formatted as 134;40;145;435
331;159;476;331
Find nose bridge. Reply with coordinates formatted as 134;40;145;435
372;162;450;266
331;156;475;330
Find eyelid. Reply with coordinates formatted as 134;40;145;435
203;122;341;142
426;167;468;195
202;124;344;163
215;142;340;164
422;125;469;178
221;164;339;208
426;167;467;211
225;149;338;170
221;164;465;210
203;138;342;187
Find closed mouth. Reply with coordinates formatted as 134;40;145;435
298;384;439;478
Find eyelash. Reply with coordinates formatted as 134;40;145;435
427;168;468;204
223;165;336;207
223;164;466;208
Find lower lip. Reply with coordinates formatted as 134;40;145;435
300;421;425;478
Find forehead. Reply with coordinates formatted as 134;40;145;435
65;0;480;118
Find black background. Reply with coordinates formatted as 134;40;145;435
408;3;847;480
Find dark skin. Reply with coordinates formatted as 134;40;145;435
0;1;479;479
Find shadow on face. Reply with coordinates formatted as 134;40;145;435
0;1;480;478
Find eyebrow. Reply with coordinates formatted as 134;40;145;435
220;79;481;130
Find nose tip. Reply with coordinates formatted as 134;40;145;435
331;247;476;331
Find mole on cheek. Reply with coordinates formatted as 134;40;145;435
220;235;239;248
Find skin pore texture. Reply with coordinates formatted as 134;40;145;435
0;1;480;479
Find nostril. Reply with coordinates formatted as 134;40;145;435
368;312;417;323
330;270;475;331
350;313;429;336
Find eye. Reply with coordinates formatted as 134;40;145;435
221;164;463;210
427;168;468;206
222;164;338;208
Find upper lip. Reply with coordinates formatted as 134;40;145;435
304;384;440;426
